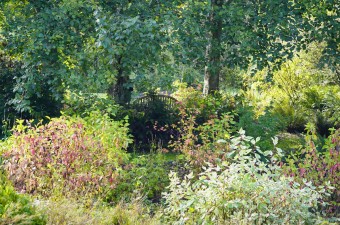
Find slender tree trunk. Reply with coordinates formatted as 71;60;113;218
203;0;223;95
108;56;132;105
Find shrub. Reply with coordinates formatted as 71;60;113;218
276;132;304;156
283;126;340;217
0;170;46;225
170;105;281;169
242;43;339;133
170;112;237;167
0;112;131;198
172;81;236;124
163;153;328;225
106;152;170;203
236;106;287;150
300;85;340;135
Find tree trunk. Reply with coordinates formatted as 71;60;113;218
108;56;132;105
203;0;223;95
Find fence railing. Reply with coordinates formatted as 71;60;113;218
133;94;178;110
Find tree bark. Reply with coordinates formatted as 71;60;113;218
108;56;132;105
203;0;223;95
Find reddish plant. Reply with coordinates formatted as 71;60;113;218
1;115;130;199
283;128;340;216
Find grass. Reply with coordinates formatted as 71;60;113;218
35;197;161;225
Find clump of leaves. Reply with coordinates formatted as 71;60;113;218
62;90;120;117
106;152;170;204
283;125;340;217
169;111;237;168
0;112;132;199
162;142;329;225
0;170;46;225
236;106;288;150
172;82;236;124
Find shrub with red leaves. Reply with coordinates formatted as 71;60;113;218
1;113;131;199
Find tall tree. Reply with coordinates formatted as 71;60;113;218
168;0;338;94
203;0;223;95
94;1;165;104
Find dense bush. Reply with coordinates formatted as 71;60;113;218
0;112;131;198
0;51;24;139
243;43;339;134
276;132;304;156
169;104;280;168
172;82;236;124
163;149;329;225
0;170;46;225
283;126;340;217
170;112;237;167
0;49;62;130
236;106;287;150
106;152;171;203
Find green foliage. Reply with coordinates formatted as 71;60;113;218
0;113;131;198
236;107;288;150
62;90;120;117
276;133;304;156
36;197;159;225
172;82;236;123
302;85;340;133
169;85;281;166
163;153;327;225
1;0;98;116
170;102;281;168
106;152;170;203
170;109;236;167
0;48;24;139
0;171;46;225
283;126;340;217
244;43;339;133
220;67;244;92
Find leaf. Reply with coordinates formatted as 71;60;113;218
272;137;279;146
216;139;227;144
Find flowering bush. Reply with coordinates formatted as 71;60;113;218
0;112;132;198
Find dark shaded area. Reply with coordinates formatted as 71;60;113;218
116;92;180;153
0;51;62;139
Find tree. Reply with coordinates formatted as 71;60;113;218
295;0;339;77
167;0;338;94
1;0;173;106
94;2;165;104
1;0;99;115
1;0;338;112
203;0;223;95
